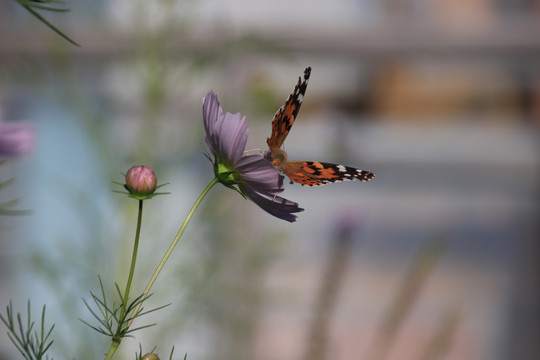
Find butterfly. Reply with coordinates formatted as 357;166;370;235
266;67;375;186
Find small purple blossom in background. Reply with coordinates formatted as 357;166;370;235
125;165;158;196
203;91;303;222
0;112;35;157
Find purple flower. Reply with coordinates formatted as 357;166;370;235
203;91;303;222
0;117;35;157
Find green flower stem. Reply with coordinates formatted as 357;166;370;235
105;200;144;360
104;177;219;360
134;177;219;318
121;200;144;317
104;342;119;360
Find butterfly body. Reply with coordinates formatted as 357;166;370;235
266;67;375;186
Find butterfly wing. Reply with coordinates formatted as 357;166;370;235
266;67;311;152
283;161;375;186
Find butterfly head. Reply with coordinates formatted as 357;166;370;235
271;148;287;168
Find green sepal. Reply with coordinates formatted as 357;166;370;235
112;181;170;201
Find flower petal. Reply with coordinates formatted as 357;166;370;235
239;183;304;222
202;91;224;155
236;155;284;192
218;112;248;162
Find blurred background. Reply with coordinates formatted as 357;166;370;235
0;0;539;359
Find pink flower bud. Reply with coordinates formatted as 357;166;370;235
125;165;157;196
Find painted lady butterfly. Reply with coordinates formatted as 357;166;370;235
266;67;375;186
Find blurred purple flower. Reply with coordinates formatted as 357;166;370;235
0;114;35;156
203;91;303;222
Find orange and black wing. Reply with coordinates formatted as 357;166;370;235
266;67;311;152
284;161;375;186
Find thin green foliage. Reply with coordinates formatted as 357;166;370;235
81;276;170;342
0;176;15;189
15;0;80;46
0;161;31;216
0;300;55;360
16;0;69;12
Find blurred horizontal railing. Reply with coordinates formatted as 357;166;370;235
1;22;540;62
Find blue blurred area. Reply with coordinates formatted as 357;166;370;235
0;1;539;359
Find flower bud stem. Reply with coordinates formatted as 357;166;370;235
104;178;219;359
122;199;143;317
105;199;144;360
